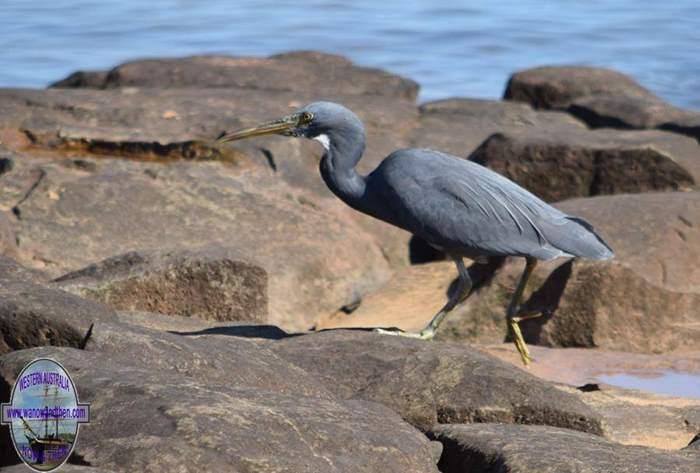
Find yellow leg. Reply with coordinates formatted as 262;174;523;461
375;258;472;340
506;257;538;366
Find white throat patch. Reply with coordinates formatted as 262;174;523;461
313;134;331;151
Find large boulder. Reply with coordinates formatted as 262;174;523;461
504;66;700;142
0;257;115;355
439;191;700;353
55;248;267;323
431;423;699;473
84;320;332;398
409;98;584;158
568;94;700;140
0;153;391;330
51;51;420;101
271;330;602;433
468;128;698;202
504;66;658;110
0;347;440;473
0;85;418;267
556;192;700;294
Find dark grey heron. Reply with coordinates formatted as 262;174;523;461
217;101;613;365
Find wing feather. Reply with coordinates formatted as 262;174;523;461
369;149;587;259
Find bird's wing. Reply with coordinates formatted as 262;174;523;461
376;150;573;259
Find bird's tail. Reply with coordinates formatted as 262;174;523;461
561;216;614;260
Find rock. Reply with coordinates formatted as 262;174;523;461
431;423;699;473
569;94;700;143
0;257;116;355
50;70;110;89
556;192;700;294
316;261;458;332
468;128;698;202
0;347;440;473
571;384;700;450
438;193;700;352
55;248;267;323
0;154;390;330
113;309;232;332
315;259;502;333
0;85;418;267
504;66;658;110
51;51;420;101
271;330;603;433
85;320;332;398
409;98;584;158
504;66;700;142
480;345;700;449
440;258;700;353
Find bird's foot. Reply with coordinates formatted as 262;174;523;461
512;306;552;322
508;307;553;367
373;327;435;340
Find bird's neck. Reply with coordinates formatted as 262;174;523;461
318;132;368;210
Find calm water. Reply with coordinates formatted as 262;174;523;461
1;1;699;108
599;372;700;399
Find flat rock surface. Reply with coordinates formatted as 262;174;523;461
0;347;439;473
270;330;603;433
315;260;458;332
481;345;700;449
431;423;700;473
84;320;332;398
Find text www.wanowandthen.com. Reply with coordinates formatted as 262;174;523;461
4;406;88;421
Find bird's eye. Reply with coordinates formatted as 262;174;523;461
301;111;313;123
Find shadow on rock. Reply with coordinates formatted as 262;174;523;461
519;259;574;344
171;324;293;340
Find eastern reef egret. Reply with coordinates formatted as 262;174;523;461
217;102;613;365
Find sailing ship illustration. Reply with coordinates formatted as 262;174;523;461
18;384;75;468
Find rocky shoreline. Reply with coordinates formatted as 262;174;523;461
1;51;699;472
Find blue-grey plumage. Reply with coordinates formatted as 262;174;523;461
216;100;614;365
304;101;613;263
362;149;613;261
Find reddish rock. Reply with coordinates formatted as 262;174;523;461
55;248;268;323
504;66;658;109
469;128;698;202
51;51;420;101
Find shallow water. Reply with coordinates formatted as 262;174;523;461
1;1;699;108
599;372;700;399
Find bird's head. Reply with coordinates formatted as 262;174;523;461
216;101;364;151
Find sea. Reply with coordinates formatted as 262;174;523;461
1;0;698;108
